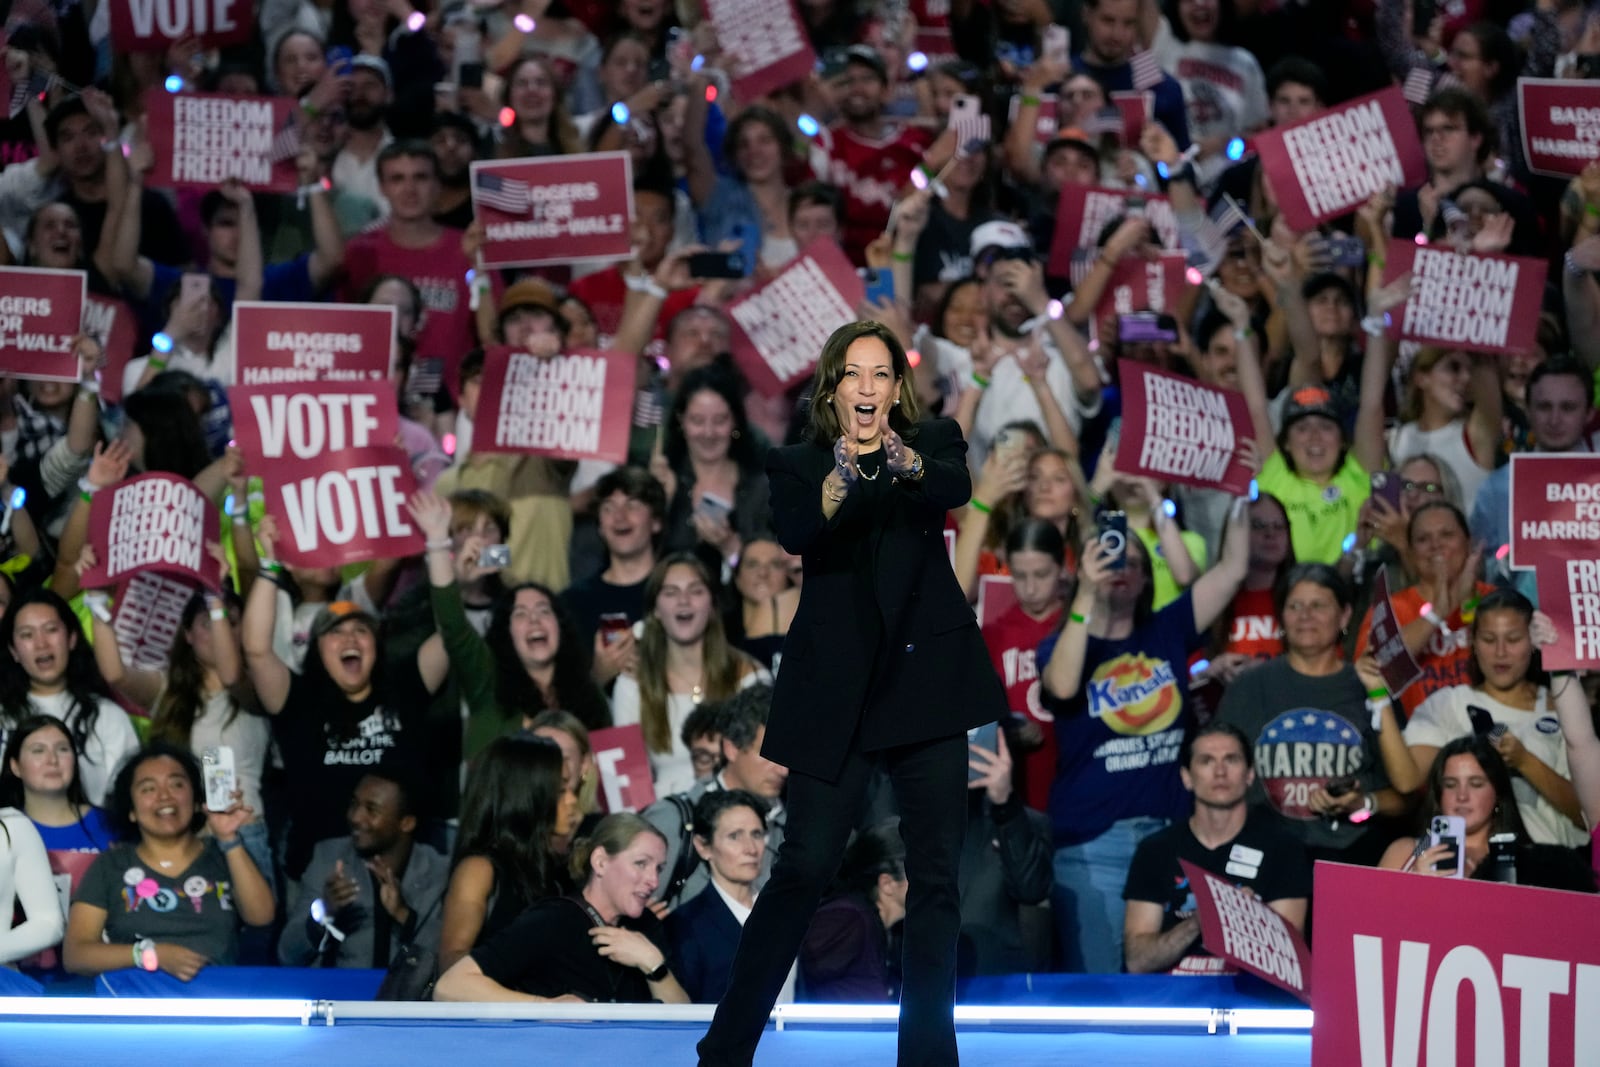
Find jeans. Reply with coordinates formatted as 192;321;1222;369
238;819;274;891
1051;816;1169;973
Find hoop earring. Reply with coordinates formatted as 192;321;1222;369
731;428;741;439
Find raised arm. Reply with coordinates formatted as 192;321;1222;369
1189;495;1249;632
1464;352;1502;474
51;437;130;599
1043;540;1110;700
1352;275;1412;477
407;490;459;694
302;149;346;290
1209;281;1275;458
84;567;167;708
1547;657;1600;828
241;515;292;714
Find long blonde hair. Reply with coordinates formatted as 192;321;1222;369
636;554;753;754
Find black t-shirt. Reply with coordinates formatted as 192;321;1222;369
472;895;669;1002
62;187;189;269
560;575;647;643
272;657;430;878
1122;814;1311;950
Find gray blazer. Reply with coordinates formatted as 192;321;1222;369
279;836;449;968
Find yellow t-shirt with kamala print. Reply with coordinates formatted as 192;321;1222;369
1256;448;1369;564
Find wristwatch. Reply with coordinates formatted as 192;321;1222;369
906;451;925;482
643;959;670;982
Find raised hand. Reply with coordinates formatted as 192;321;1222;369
86;440;133;490
881;411;914;475
405;489;452;542
833;435;860;484
204;791;254;839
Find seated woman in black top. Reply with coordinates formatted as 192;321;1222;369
434;813;691;1003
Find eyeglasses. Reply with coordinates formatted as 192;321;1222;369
1403;480;1443;495
1250;521;1289;533
690;749;720;771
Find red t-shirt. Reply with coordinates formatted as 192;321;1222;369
983;603;1062;812
1354;582;1492;720
567;268;699;342
810;122;934;266
1221;586;1283;662
341;227;475;395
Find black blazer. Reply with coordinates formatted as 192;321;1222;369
762;418;1006;781
667;884;744;1004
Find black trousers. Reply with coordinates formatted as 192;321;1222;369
697;731;968;1067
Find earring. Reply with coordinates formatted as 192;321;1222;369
731;429;741;439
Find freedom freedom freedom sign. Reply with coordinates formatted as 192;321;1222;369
1381;240;1545;355
1509;454;1600;669
470;346;637;464
144;90;301;193
1116;365;1252;494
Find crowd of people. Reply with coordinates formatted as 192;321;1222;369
2;0;1600;1002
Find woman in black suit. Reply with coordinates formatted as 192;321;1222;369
697;320;1006;1067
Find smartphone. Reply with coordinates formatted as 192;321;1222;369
458;61;485;89
696;492;734;524
1466;704;1496;738
1042;24;1070;66
1117;312;1177;344
1123;194;1148;219
687;251;748;279
326;46;354;77
1322;233;1366;269
967;721;1000;784
1369;470;1405;512
951;93;982;121
599;613;632;646
202;746;237;812
1428;814;1468;878
1099;511;1128;570
479;543;510;568
179;272;211;312
860;267;895;306
994;426;1029;459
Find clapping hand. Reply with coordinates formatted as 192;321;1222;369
833;435;860;484
881;411;914;476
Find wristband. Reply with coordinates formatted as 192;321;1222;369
218;836;243;853
891;249;913;262
971;371;990;389
134;938;158;972
1566;250;1591;278
1460;595;1480;624
969;498;992;515
1418;602;1451;636
298;95;321;119
258;558;283;575
424;538;453;552
1365;687;1388;700
624;273;668;300
1364;695;1391;731
83;591;113;624
1587;202;1600;219
1366;252;1385;267
78;376;101;395
1020;94;1042;107
1069;611;1090;625
1360;314;1387;338
77;477;100;502
643;959;670;982
148;357;169;371
1232;325;1251;341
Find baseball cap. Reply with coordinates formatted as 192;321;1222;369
1280;386;1341;432
1045;126;1098;158
350;55;392;89
970;219;1034;260
310;600;380;642
499;278;569;332
840;44;888;81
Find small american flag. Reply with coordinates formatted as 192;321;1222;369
7;72;52;120
1130;50;1163;91
474;170;532;215
1186;197;1248;277
949;108;991;160
1439;197;1468;235
1084;106;1123;140
268;117;302;164
1069;248;1097;288
1402;66;1436;106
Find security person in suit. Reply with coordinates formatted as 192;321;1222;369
697;320;1007;1067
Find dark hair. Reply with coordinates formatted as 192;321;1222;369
1419;735;1528;841
150;593;249;746
679;702;721;748
1406;500;1470;549
106;742;208;841
271;28;326;94
123;386;213;481
454;736;570;903
376;140;439;181
1526;354;1592;404
569;812;668;884
788;181;843;226
23;201;82;267
1166;0;1236;42
1459;22;1518;100
723;106;794;179
43;98;92;148
805;321;921;444
1272;561;1349;622
932;278;982;344
1265;56;1328;106
1005;517;1067;565
294;605;388;741
710;683;773;752
0;590;114;757
637;554;754;753
1193;309;1234;355
487;583;610;732
1181;721;1253;771
449;489;513;548
1467;588;1547;688
359;768;419;820
1420;87;1495;162
829;819;906;900
664;366;762;474
0;714;93;816
691;788;770;846
593;465;669;524
499;55;583;157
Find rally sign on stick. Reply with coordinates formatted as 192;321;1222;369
110;0;254;52
1048;186;1179;278
589;725;657;813
470;153;633;268
78;473;221;592
1181;859;1311;1003
1256;87;1425;230
1091;251;1189;335
1517;77;1600;178
113;571;201;671
0;266;85;381
1509;453;1600;668
143;89;302;192
470;346;638;463
1381;239;1546;355
727;239;864;396
1367;569;1423;695
230;381;422;568
1116;365;1253;494
232;302;395;384
703;0;817;102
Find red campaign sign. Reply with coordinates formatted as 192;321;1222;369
703;0;816;102
1181;858;1311;1004
1048;185;1180;278
144;90;300;193
1115;364;1253;494
230;381;421;568
471;153;633;269
728;239;865;396
0;266;85;381
1111;91;1152;144
1508;454;1600;669
1092;251;1189;329
1310;861;1600;1067
1517;78;1600;178
110;0;254;52
232;301;395;385
1381;239;1546;355
112;571;199;672
79;473;221;592
976;575;1018;629
1368;568;1423;696
470;346;638;464
1257;87;1425;231
83;294;139;405
590;724;657;813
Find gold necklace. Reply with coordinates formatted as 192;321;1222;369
858;464;880;481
